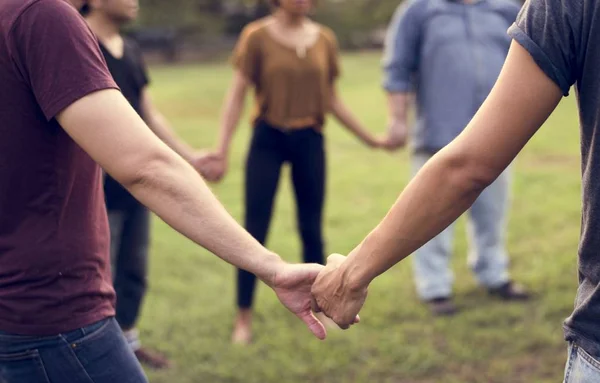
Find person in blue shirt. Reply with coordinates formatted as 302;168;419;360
381;0;529;315
312;0;600;379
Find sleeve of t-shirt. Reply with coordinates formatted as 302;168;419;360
231;25;262;85
9;0;119;121
507;0;583;96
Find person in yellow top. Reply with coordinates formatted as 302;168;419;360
199;0;394;344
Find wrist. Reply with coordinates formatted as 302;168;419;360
255;251;285;287
341;247;374;293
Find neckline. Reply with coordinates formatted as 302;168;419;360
262;19;322;57
99;40;125;61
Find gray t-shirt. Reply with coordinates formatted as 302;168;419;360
508;0;600;357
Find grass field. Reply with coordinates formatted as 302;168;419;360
140;52;581;383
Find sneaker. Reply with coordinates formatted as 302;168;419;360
488;281;530;301
427;297;458;316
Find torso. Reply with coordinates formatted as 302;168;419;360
236;17;339;130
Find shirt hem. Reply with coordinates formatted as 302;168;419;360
564;325;600;357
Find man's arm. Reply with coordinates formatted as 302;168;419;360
312;41;564;327
382;0;422;148
56;90;327;339
58;89;278;280
139;88;197;163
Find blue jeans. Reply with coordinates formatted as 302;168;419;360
0;317;148;383
564;343;600;383
411;152;511;300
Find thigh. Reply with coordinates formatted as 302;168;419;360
290;129;326;214
244;125;285;223
107;210;126;276
565;344;600;383
118;204;150;277
67;319;148;383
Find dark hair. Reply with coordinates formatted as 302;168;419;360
79;2;91;16
269;0;317;8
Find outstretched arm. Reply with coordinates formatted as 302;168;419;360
312;41;564;327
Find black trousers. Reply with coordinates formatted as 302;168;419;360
108;201;150;330
237;121;326;308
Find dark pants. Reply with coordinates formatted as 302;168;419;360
237;121;326;309
108;202;150;330
0;318;148;383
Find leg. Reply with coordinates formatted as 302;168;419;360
410;152;457;302
113;204;170;369
290;128;325;266
114;202;150;332
234;123;285;344
107;210;126;283
466;168;511;288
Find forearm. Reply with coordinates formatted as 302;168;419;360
126;149;281;285
387;92;411;122
146;113;195;162
331;98;376;145
343;149;488;287
217;89;245;157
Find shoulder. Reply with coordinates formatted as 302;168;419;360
397;0;432;18
9;0;82;26
316;24;338;48
6;0;95;56
487;0;523;20
239;18;270;43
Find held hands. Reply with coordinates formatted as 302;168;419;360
192;151;228;183
263;255;364;339
311;254;367;330
363;119;408;151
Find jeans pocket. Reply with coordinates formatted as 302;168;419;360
0;349;51;383
69;318;112;349
577;345;600;373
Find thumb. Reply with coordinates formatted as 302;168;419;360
298;310;326;340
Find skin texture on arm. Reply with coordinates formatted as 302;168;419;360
385;92;412;148
196;71;249;182
139;88;197;163
312;41;565;327
56;89;326;339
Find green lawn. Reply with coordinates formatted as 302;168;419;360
141;52;581;383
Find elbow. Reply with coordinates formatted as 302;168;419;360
440;150;499;195
115;148;177;193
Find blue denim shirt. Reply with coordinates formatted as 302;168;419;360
383;0;521;152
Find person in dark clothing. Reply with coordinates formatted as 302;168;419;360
81;0;202;369
0;1;331;382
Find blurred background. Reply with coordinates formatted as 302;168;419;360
123;1;579;382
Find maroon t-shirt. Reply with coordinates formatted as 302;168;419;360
0;0;118;335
